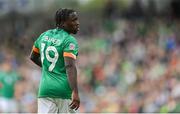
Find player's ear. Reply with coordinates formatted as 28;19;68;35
61;21;65;27
62;20;69;28
62;23;66;28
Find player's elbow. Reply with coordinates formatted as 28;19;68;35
29;54;35;62
30;52;40;62
29;54;38;64
29;55;42;67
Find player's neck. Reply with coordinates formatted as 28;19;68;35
56;27;70;34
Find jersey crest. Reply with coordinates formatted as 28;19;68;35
69;43;75;50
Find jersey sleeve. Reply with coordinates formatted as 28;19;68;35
63;37;79;60
32;32;45;54
32;40;40;54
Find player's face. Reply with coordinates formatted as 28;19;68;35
64;12;80;34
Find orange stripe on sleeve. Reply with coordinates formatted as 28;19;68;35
63;52;76;59
33;46;39;53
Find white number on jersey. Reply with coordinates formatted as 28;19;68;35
41;43;59;71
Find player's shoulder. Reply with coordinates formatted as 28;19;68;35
36;29;54;40
66;34;77;43
63;35;78;47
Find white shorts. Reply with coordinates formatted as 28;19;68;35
38;98;76;113
0;97;18;113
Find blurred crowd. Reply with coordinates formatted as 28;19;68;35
77;18;180;113
0;17;180;113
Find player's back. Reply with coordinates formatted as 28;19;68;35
34;28;78;99
38;29;68;74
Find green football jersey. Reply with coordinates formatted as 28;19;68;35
33;28;78;99
0;70;20;99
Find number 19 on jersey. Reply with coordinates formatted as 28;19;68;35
41;43;59;71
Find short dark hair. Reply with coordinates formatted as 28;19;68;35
55;8;75;27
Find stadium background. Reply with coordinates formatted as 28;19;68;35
0;0;180;113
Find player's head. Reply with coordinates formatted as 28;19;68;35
55;8;80;34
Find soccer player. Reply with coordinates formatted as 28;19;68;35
30;8;80;113
0;59;21;112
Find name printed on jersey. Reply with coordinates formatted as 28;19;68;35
43;36;61;46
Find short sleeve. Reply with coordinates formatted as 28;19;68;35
63;37;79;59
32;31;46;54
32;40;40;54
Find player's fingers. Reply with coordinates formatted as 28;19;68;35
75;103;80;110
69;100;80;106
69;101;73;107
69;101;75;106
70;104;76;109
71;104;79;110
69;101;79;110
69;101;76;108
73;100;80;110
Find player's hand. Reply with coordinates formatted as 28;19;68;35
69;90;80;110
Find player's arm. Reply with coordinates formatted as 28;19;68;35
30;46;42;67
64;56;80;110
